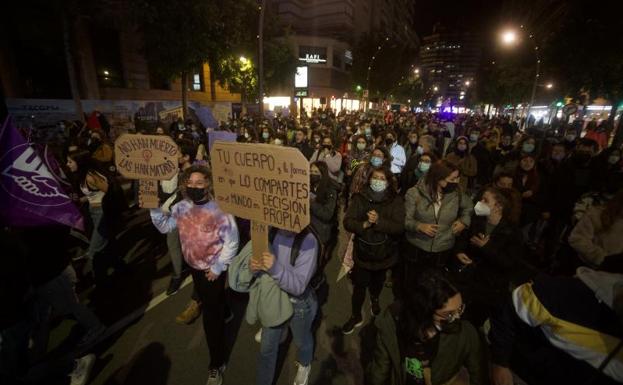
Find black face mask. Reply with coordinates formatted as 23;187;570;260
310;174;321;186
436;319;462;334
385;138;394;146
442;182;458;194
186;187;207;203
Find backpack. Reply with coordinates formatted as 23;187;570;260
268;226;324;290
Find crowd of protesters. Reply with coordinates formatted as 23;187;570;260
2;106;623;385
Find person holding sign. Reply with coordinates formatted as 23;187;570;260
251;227;319;385
148;165;239;385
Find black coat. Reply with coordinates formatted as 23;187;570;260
453;217;535;313
344;187;405;270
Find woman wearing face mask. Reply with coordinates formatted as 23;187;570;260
310;161;340;285
149;165;239;385
451;187;534;327
260;128;272;144
311;136;343;181
367;268;485;385
401;152;438;194
404;130;420;160
444;137;478;192
350;147;392;196
342;167;405;334
404;160;473;272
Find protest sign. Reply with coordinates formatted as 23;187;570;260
210;141;310;261
114;134;179;208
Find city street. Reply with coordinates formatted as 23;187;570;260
43;208;393;385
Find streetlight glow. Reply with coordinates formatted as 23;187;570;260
414;68;420;74
239;56;248;63
546;83;553;89
501;30;517;45
433;86;439;92
465;80;470;86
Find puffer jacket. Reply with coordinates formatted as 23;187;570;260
405;179;473;253
343;187;405;270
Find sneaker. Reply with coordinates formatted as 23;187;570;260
78;325;106;347
69;353;96;385
176;300;201;325
371;297;381;317
166;277;183;296
293;362;311;385
206;365;225;385
341;316;364;335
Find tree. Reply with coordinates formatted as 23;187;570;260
132;0;252;118
543;2;623;145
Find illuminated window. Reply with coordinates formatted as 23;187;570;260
192;71;203;91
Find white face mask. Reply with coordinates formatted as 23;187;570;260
474;201;491;217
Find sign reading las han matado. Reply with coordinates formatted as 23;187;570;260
114;134;179;180
114;134;179;209
210;141;310;232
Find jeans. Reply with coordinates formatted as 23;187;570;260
87;205;108;259
166;229;183;279
256;290;318;385
191;269;227;369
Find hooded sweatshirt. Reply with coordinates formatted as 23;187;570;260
150;199;239;274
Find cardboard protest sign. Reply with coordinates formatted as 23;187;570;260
210;141;310;261
114;134;179;208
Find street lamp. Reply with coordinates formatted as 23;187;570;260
433;86;439;92
464;80;471;87
239;56;248;64
414;68;420;75
499;27;540;130
501;30;517;45
546;83;553;89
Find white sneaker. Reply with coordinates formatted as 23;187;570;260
293;362;311;385
69;354;96;385
206;365;225;385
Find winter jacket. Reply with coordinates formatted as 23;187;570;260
294;141;314;160
310;181;339;245
367;302;486;385
344;187;405;270
569;206;623;267
405;180;473;253
452;217;535;324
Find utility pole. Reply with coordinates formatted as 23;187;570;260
258;0;266;117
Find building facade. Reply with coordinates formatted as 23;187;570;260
418;26;482;105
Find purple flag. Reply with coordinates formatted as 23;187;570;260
0;117;84;229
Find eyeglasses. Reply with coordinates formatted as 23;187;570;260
435;303;466;323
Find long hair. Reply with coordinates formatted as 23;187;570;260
424;160;459;199
400;268;459;341
601;189;623;232
514;154;540;194
180;165;214;200
311;161;331;204
484;186;520;225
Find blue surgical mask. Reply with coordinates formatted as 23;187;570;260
370;179;388;192
418;162;431;173
522;143;535;153
370;156;383;167
262;132;270;139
